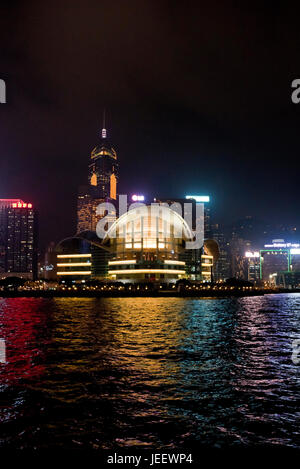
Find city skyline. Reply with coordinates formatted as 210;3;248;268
1;2;300;457
0;116;299;251
1;2;300;250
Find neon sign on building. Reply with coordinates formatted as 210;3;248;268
12;202;33;208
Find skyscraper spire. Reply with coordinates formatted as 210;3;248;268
101;109;107;139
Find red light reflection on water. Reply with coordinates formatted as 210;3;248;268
0;298;48;385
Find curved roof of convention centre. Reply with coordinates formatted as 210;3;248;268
103;204;194;243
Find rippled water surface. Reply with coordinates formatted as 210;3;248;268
0;294;300;451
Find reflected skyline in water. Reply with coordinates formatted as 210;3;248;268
0;295;299;450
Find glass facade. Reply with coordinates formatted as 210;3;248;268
104;205;193;283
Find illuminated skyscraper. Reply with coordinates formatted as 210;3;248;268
0;199;38;279
185;195;211;238
244;251;260;283
77;118;118;233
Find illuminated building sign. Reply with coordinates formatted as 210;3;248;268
12;202;33;208
264;239;299;249
245;251;260;258
186;195;210;203
264;242;300;248
132;194;145;202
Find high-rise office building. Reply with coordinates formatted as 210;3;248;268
211;223;230;281
77;120;119;234
0;199;38;279
229;233;251;279
77;188;106;233
244;251;260;283
185;195;211;238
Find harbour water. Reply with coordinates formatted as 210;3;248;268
0;294;299;452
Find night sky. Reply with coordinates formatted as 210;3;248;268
1;1;300;251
